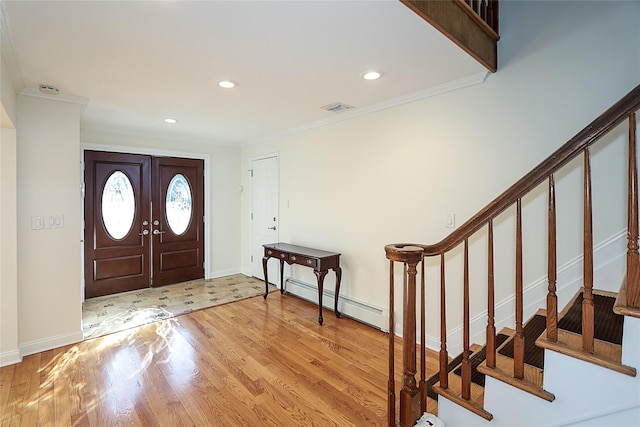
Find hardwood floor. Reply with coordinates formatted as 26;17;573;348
1;292;438;426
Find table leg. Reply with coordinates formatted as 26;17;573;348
334;267;342;318
314;270;328;325
279;259;285;294
262;256;269;299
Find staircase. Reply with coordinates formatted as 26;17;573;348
385;84;640;426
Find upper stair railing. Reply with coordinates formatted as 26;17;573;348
401;0;500;72
464;0;499;34
385;84;640;426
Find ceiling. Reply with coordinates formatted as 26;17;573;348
1;0;487;146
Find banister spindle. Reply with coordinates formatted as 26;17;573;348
490;0;499;33
514;199;525;379
462;239;471;400
461;239;471;400
583;148;595;353
419;258;426;414
439;254;449;391
486;220;496;368
627;112;640;307
547;174;558;342
388;260;395;427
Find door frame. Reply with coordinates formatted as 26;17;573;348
249;153;279;281
81;143;211;301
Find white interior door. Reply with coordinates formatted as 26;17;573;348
251;156;279;282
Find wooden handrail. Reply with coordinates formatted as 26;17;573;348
394;85;640;257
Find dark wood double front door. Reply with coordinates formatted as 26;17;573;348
84;151;204;298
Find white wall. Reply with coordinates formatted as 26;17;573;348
240;1;640;340
0;51;19;366
80;129;242;278
0;126;18;366
16;93;84;355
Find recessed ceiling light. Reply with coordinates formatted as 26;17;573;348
218;80;237;89
164;118;177;124
362;71;383;81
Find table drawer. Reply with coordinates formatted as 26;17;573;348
265;248;288;262
290;254;317;268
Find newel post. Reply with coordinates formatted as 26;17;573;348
386;244;424;427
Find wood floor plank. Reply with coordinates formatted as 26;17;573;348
0;291;439;426
0;364;15;425
36;349;58;427
13;353;41;427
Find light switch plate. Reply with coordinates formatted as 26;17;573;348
31;215;44;230
445;212;455;228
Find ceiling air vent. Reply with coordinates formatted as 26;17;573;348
320;102;354;113
39;84;60;95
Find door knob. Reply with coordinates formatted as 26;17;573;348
139;229;149;236
267;226;276;230
153;229;165;235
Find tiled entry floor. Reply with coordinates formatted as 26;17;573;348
82;274;276;339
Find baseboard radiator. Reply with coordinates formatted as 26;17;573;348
284;277;387;331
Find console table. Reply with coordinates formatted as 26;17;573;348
262;242;342;325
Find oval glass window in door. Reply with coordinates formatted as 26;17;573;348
102;171;136;240
166;174;192;235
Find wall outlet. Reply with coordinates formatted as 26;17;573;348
45;214;64;229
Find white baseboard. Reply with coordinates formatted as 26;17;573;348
284;277;387;330
0;349;22;367
19;330;84;358
208;268;242;280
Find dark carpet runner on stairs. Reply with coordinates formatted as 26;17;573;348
426;333;509;401
557;293;623;345
453;333;510;387
425;292;623;402
498;293;622;370
498;314;547;369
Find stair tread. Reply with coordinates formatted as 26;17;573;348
425;334;509;401
496;291;624;372
452;333;510;387
498;313;547;370
478;354;554;402
557;291;623;345
536;329;636;377
432;374;493;421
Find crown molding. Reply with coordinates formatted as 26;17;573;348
250;70;489;145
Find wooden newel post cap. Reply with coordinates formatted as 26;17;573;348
385;244;424;263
